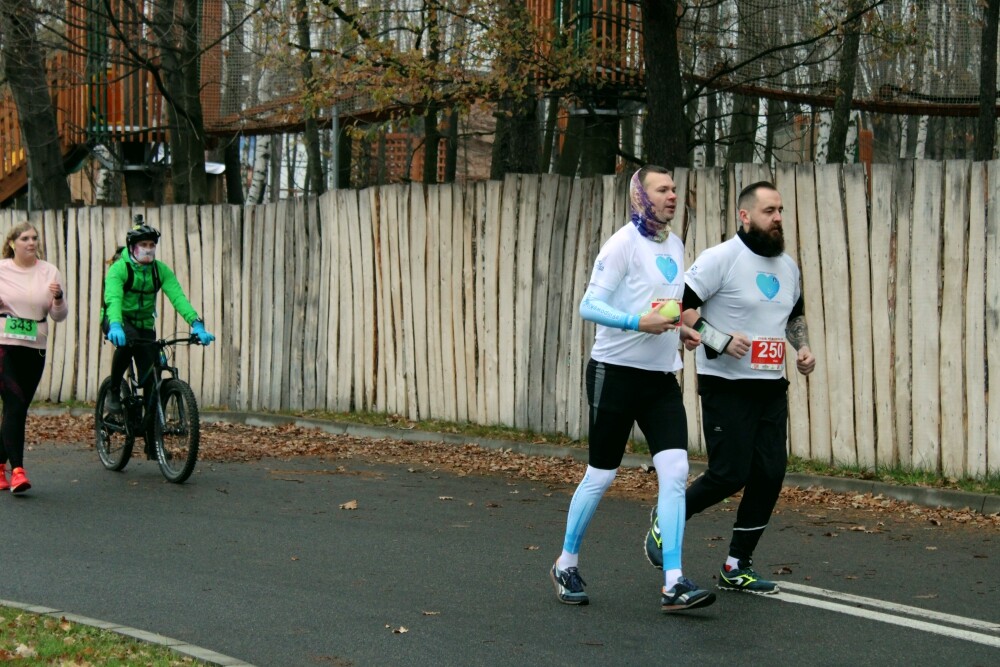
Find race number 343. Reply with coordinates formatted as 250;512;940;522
750;337;785;370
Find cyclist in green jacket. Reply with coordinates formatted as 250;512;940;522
101;217;215;429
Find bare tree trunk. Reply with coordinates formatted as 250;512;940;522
726;1;759;165
540;97;560;173
977;0;1000;160
827;0;865;163
727;94;759;163
491;97;540;178
247;136;270;203
422;105;441;184
764;99;785;165
0;0;72;209
488;1;541;178
640;0;687;168
443;110;458;183
579;111;618;177
151;0;209;204
220;0;248;204
295;0;325;196
269;134;283;202
555;114;584;176
224;140;243;205
815;110;832;163
421;0;442;184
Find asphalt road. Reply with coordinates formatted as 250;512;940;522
2;441;997;667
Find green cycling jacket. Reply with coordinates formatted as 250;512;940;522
101;255;200;330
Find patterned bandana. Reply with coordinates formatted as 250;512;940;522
629;170;671;242
132;246;156;265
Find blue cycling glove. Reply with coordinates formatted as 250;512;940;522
107;322;126;347
191;320;215;346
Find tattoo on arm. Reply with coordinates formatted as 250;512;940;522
786;315;810;350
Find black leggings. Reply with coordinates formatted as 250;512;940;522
585;359;688;470
0;345;46;469
103;320;158;401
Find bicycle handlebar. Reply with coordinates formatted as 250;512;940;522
108;333;203;348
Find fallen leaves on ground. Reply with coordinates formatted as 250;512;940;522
28;414;1000;531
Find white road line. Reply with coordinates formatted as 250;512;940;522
775;594;1000;649
779;581;1000;633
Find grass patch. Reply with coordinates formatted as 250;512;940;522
785;456;1000;496
288;408;585;447
0;606;207;665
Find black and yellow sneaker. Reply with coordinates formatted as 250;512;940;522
644;506;663;569
718;559;779;594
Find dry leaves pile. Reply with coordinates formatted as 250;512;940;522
29;413;1000;531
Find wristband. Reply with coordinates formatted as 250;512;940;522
694;317;733;356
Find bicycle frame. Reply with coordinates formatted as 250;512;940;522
119;335;192;437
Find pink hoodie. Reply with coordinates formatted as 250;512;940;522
0;258;68;350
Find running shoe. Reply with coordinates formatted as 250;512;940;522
550;563;589;605
718;559;779;594
0;464;9;491
661;577;716;612
10;467;30;494
644;506;663;569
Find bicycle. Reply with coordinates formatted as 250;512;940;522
95;334;202;483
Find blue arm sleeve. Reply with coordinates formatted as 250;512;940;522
579;285;640;331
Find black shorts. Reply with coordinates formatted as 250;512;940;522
585;359;688;470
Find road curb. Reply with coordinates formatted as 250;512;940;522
196;409;999;516
0;598;255;666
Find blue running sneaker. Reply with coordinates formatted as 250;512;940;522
644;506;663;569
661;577;716;612
718;559;779;594
550;563;589;605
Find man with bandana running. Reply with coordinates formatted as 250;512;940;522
550;165;715;613
100;215;215;457
644;181;816;594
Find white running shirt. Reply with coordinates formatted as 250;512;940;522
588;224;685;372
685;235;801;380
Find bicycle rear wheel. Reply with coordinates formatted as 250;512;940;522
95;377;134;471
155;378;200;483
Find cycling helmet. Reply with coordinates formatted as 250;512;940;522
126;217;160;247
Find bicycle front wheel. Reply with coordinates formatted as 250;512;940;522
95;377;134;471
155;378;200;483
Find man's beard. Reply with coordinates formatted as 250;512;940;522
745;222;784;257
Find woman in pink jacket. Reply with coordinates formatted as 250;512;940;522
0;222;67;494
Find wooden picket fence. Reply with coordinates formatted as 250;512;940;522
1;160;997;479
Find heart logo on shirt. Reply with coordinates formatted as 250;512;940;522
656;256;678;282
756;273;780;300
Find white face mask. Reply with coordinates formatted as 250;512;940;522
132;246;156;264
